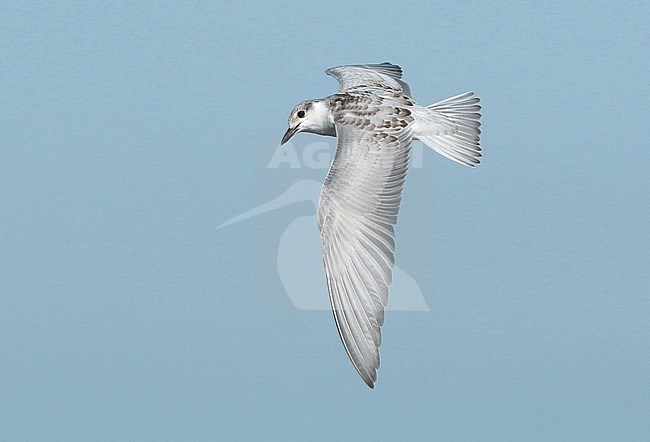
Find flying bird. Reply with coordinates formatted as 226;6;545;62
281;62;481;388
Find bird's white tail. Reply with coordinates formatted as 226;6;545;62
414;92;482;167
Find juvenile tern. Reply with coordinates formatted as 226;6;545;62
281;62;482;388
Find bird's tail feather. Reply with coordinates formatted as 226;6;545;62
418;92;482;167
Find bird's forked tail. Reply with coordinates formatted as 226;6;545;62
414;92;482;167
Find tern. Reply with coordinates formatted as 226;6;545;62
281;63;481;388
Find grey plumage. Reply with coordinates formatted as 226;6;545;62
281;63;482;388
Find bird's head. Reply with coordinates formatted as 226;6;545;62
281;99;334;145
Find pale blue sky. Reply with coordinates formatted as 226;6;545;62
1;1;648;440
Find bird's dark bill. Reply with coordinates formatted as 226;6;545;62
281;125;300;145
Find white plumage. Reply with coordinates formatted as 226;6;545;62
281;63;482;388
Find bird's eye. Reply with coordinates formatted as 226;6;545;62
297;110;305;118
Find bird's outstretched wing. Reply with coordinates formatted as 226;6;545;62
326;62;412;97
318;94;414;388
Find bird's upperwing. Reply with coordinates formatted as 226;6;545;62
317;94;414;388
326;62;412;97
